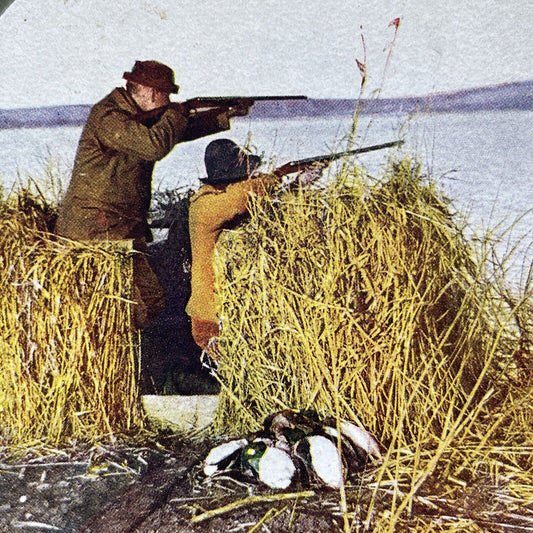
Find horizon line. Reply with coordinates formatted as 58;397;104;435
1;78;532;112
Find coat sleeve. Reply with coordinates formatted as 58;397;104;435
180;108;231;142
195;174;280;230
97;106;189;161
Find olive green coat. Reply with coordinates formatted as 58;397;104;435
55;87;228;242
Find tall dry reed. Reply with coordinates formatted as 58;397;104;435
0;192;142;447
211;158;533;530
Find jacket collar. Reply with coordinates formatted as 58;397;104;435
108;87;143;114
190;184;226;203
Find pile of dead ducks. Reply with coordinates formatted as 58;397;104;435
203;409;382;489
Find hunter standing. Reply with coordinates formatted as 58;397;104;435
55;60;245;328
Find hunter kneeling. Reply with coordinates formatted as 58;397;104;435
187;139;324;360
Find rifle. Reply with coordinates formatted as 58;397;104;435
133;95;307;138
185;95;307;112
273;140;404;178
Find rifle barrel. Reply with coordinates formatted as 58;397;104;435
191;95;308;102
285;140;404;167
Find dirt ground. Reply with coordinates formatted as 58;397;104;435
3;434;533;533
0;442;165;533
0;437;359;533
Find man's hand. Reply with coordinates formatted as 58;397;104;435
297;161;328;187
227;102;252;118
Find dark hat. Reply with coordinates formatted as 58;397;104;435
123;60;179;93
202;139;262;185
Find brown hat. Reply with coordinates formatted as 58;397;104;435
123;60;179;93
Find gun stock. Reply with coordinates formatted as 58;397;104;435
273;140;404;178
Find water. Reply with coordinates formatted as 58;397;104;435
1;110;532;285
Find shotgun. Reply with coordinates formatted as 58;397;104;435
184;94;307;113
273;139;404;177
133;95;307;137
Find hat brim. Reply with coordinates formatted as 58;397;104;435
123;72;179;93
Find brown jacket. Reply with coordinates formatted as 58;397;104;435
186;173;278;322
55;87;229;242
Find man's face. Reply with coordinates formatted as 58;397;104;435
133;84;171;111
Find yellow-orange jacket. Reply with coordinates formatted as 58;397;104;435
186;174;278;322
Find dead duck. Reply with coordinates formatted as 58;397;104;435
293;434;344;488
240;440;296;489
202;409;382;490
203;438;248;476
203;437;296;489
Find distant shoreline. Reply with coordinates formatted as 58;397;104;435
1;80;531;130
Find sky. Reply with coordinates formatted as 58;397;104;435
0;0;532;109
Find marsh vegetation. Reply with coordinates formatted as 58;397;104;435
0;155;532;531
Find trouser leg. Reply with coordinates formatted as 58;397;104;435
132;252;166;329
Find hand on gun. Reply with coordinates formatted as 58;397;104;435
134;96;307;134
226;101;252;118
297;160;328;187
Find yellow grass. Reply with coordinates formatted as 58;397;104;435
1;156;532;530
0;192;143;447
212;158;533;530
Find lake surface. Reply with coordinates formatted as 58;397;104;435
1;109;531;285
